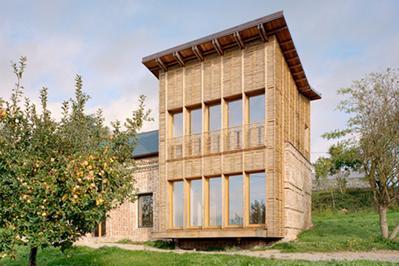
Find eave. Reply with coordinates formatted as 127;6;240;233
142;11;321;101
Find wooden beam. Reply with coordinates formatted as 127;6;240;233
267;26;288;35
257;24;268;42
192;46;203;61
286;57;298;64
233;31;245;49
289;63;301;69
156;57;167;71
283;48;296;55
173;51;185;67
279;39;292;46
292;70;304;76
212;39;223;56
296;77;307;83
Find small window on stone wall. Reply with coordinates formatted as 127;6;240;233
93;219;106;237
138;193;153;228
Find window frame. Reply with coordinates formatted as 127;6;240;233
247;172;266;226
137;192;154;228
226;174;244;227
205;176;222;228
188;178;203;228
171;180;185;229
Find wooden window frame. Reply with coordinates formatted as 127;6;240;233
187;177;203;228
170;180;185;229
204;176;223;229
246;171;266;227
226;173;244;227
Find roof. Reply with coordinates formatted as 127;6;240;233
142;11;321;101
133;130;159;158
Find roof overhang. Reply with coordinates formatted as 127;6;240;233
142;11;321;101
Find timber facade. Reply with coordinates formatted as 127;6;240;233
82;11;320;245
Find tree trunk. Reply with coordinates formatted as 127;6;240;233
378;205;389;239
29;247;38;266
389;224;399;240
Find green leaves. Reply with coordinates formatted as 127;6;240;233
0;58;151;263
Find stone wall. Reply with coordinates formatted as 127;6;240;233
283;142;313;240
80;156;158;243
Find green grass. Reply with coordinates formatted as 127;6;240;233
272;210;399;252
0;246;396;266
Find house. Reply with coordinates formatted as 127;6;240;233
84;10;321;246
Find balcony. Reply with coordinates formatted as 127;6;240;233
167;123;264;160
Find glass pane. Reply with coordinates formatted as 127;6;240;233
173;181;184;227
190;179;202;226
228;175;243;225
249;94;265;124
209;177;222;226
173;112;183;137
138;194;153;227
190;109;202;134
209;104;221;131
249;173;266;224
228;99;242;128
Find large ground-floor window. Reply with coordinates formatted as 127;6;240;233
170;171;266;228
173;181;184;227
190;179;202;226
208;177;222;226
249;172;266;224
228;174;243;225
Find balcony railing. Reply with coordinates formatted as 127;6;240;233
185;133;202;157
246;123;265;148
204;130;221;154
168;136;183;160
224;126;243;151
167;123;264;160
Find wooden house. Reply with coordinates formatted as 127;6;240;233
141;10;320;242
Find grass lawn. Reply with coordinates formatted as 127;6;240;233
0;246;397;266
272;210;399;252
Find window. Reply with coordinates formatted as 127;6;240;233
249;173;266;224
207;104;221;153
228;99;242;128
190;108;202;134
227;99;242;150
304;124;309;153
228;175;243;225
208;104;221;131
173;181;184;227
208;177;222;226
172;112;183;137
93;219;106;237
138;193;153;228
190;179;202;226
249;94;265;123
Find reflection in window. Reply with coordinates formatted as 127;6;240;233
138;193;153;228
172;112;183;137
209;104;221;131
228;99;242;128
173;181;184;227
228;175;243;225
208;177;222;226
249;94;265;123
190;179;202;226
190;108;202;134
249;173;266;224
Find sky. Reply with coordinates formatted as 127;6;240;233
1;0;398;162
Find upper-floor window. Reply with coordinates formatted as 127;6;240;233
228;99;242;128
189;108;202;135
172;112;183;137
249;94;265;124
138;193;153;228
208;104;221;131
